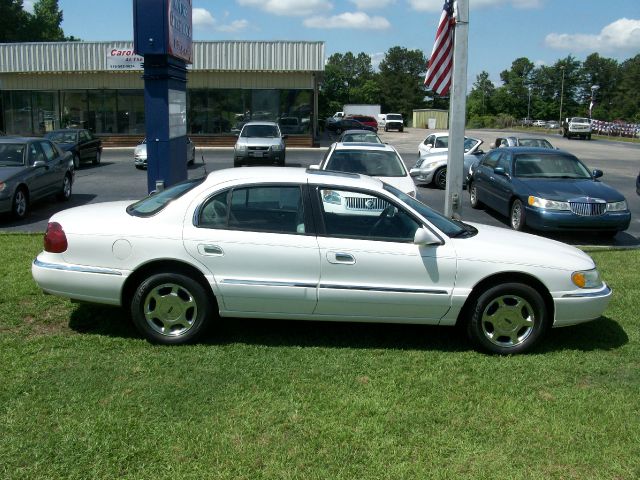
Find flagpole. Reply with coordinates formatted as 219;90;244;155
444;0;469;219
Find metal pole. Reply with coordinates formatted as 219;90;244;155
444;0;468;219
558;66;565;125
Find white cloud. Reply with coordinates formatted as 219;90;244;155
407;0;542;12
350;0;396;9
236;0;333;17
370;52;385;70
304;12;391;29
193;8;215;28
193;8;249;33
23;1;34;13
545;18;640;53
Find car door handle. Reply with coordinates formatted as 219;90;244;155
198;244;224;256
327;252;355;265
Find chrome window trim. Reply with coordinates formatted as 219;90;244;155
33;259;123;276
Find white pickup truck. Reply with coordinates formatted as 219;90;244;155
562;117;592;140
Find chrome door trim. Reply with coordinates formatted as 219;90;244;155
221;279;316;288
33;259;123;276
319;283;448;295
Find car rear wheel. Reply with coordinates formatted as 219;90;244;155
131;272;213;344
510;199;526;231
467;283;548;354
469;182;482;209
73;153;80;169
434;167;447;190
12;187;29;220
57;173;72;201
93;150;101;165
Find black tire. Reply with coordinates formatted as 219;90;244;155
510;199;526;231
233;157;241;168
399;127;404;132
57;173;72;201
467;282;548;354
12;187;29;220
130;272;213;345
433;167;447;190
73;153;80;169
469;182;482;209
93;149;101;165
587;134;592;140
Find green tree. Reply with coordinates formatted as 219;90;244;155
467;71;496;118
581;53;620;120
493;57;535;119
0;0;31;42
28;0;65;41
378;46;427;121
611;54;640;122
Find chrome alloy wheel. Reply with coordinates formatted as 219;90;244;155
480;294;535;348
13;189;27;218
143;283;198;337
62;175;72;199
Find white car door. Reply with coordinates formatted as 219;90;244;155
183;184;320;315
313;187;457;322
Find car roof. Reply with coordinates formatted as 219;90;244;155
242;121;278;127
333;142;394;152
497;146;569;155
0;136;41;143
201;166;384;191
47;129;82;133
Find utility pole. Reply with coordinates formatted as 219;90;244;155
558;66;565;125
444;0;469;219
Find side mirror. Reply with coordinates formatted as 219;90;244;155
309;164;320;170
494;166;508;176
475;149;484;155
425;143;433;149
414;227;442;246
33;160;46;168
592;169;603;179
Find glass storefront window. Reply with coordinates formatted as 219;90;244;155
2;91;33;135
117;90;145;134
88;90;118;134
279;90;312;134
61;90;88;129
32;91;60;134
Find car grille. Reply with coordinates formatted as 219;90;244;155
569;201;606;216
248;146;269;151
345;197;388;211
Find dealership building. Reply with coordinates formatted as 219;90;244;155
0;41;324;145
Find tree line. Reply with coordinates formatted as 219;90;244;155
319;48;640;127
0;0;75;43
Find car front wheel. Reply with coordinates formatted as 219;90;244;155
73;153;80;169
510;199;526;231
93;150;101;165
467;283;548;354
57;173;72;201
12;187;29;220
131;272;213;344
469;182;482;209
434;167;447;190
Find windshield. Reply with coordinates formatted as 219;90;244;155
384;184;473;238
386;114;402;121
241;125;280;138
45;131;78;143
341;133;382;143
514;153;591;179
463;137;479;152
127;177;205;216
0;143;26;166
518;138;553;148
572;117;590;123
326;149;407;177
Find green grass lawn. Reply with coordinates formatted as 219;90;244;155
1;234;638;479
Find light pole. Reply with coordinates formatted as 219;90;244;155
590;84;599;120
558;66;565;125
527;86;532;123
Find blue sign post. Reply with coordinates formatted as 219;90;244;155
133;0;192;193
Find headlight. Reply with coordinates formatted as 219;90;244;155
415;159;424;168
235;143;247;152
528;196;570;210
0;181;6;192
322;190;342;205
606;200;627;211
423;161;440;170
571;269;603;289
271;144;283;152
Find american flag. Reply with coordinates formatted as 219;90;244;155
424;0;455;96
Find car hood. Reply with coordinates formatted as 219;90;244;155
455;222;595;271
378;175;416;194
0;166;27;181
237;138;283;147
515;178;625;202
134;144;147;156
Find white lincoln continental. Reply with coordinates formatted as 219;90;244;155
32;168;612;354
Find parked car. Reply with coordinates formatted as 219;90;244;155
346;115;378;131
546;121;560;129
411;138;484;189
418;132;473;157
325;118;376;135
278;117;303;135
382;113;404;132
134;137;196;169
533;120;547;127
0;137;74;220
491;137;555;149
338;129;383;144
32;167;613;354
311;142;415;197
44;129;102;169
233;122;287;168
467;147;631;235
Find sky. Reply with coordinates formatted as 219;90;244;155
31;0;640;88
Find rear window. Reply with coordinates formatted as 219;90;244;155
0;143;27;165
127;177;205;216
326;149;406;177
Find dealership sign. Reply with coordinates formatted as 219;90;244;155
168;0;193;63
107;49;143;70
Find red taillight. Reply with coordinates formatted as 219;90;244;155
44;222;68;253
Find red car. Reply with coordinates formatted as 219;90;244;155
347;115;378;131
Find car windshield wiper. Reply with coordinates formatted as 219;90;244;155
450;221;478;238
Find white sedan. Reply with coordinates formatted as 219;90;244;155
32;167;611;354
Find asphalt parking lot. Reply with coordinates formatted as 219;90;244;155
2;127;639;247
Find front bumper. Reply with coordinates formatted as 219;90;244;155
553;283;612;327
134;155;147;167
524;206;631;232
235;150;285;164
410;167;436;183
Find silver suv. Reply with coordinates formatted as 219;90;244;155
234;121;287;167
